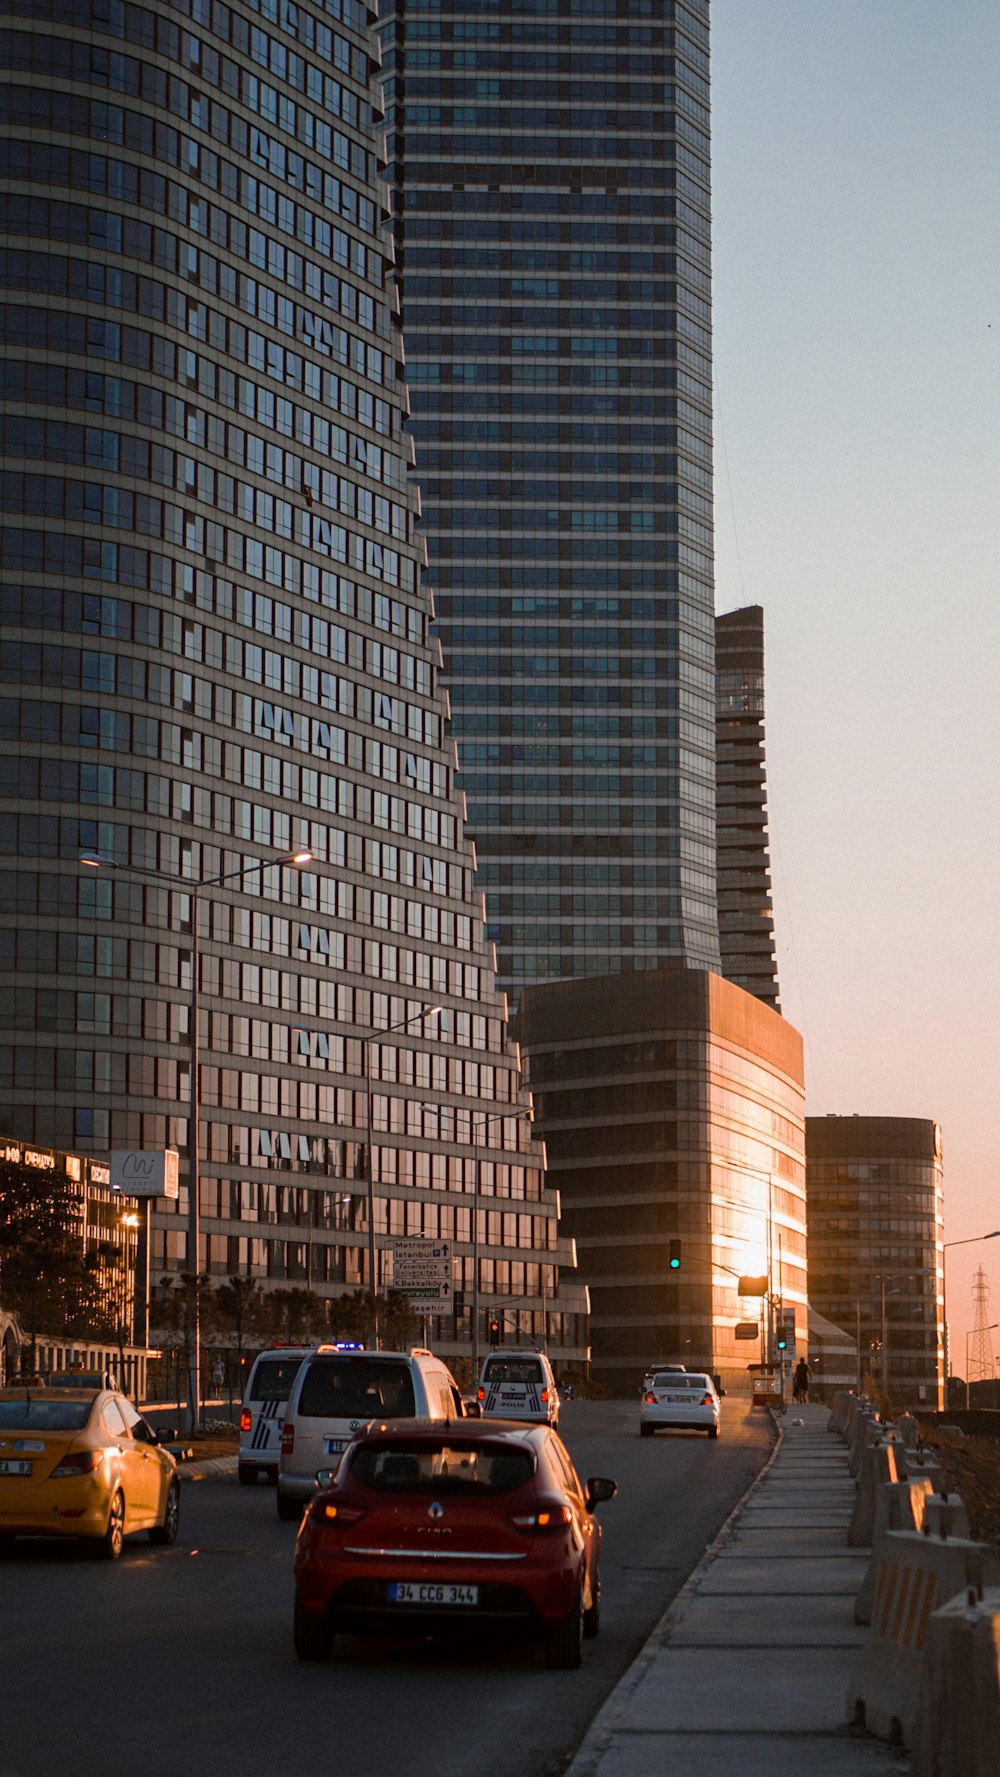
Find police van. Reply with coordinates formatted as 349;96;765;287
476;1349;560;1429
239;1347;317;1486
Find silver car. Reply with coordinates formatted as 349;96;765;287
640;1371;721;1439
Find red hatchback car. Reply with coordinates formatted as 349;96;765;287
292;1419;616;1668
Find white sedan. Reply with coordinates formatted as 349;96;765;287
640;1371;721;1439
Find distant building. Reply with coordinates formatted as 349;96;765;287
806;1116;944;1409
715;606;779;1010
379;0;720;1002
517;967;806;1395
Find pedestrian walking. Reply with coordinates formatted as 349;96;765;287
792;1356;811;1404
211;1356;225;1398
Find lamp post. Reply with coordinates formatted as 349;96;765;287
942;1231;1000;1390
965;1323;999;1409
468;1105;534;1384
362;1005;442;1350
81;846;312;1430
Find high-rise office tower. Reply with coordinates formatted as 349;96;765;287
0;0;587;1360
806;1116;944;1407
380;0;719;1002
715;605;779;1009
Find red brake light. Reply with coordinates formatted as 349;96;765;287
477;1386;485;1402
309;1500;364;1526
540;1388;549;1402
240;1409;252;1433
281;1424;294;1454
701;1395;715;1407
510;1501;573;1532
50;1449;102;1478
643;1392;657;1404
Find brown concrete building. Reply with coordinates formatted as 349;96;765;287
517;967;805;1395
806;1115;944;1408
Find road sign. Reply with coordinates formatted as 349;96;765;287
735;1321;760;1340
390;1238;453;1311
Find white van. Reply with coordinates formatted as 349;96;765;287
239;1348;315;1486
477;1349;560;1429
276;1347;464;1520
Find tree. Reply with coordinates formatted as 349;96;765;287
262;1286;328;1346
210;1276;267;1397
0;1155;106;1370
327;1289;419;1352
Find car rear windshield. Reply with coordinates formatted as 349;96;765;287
652;1374;709;1390
482;1358;543;1385
249;1358;305;1401
0;1399;94;1430
351;1441;534;1495
296;1358;415;1420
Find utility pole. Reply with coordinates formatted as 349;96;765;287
968;1265;996;1407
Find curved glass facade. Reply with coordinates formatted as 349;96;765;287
379;0;719;1002
0;0;587;1358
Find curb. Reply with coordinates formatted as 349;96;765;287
177;1455;239;1482
565;1410;786;1777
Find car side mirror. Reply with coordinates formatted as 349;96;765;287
464;1399;481;1418
155;1427;178;1443
585;1476;617;1513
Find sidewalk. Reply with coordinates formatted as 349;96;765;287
567;1402;910;1777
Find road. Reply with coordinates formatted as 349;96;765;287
2;1398;772;1777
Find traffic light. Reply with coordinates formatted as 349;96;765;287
776;1327;788;1351
489;1317;501;1349
669;1240;682;1270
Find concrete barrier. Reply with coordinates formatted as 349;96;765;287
921;1492;971;1541
850;1407;889;1478
828;1389;852;1436
855;1475;936;1623
910;1587;1000;1777
896;1410;919;1451
848;1530;1000;1746
849;1436;902;1547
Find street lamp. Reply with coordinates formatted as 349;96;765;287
81;846;312;1429
965;1323;999;1408
467;1105;534;1384
942;1231;1000;1385
362;1005;442;1349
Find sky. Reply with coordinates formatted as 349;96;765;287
710;0;1000;1374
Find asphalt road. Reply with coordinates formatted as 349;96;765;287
2;1397;773;1777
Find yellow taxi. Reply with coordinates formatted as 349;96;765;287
0;1386;180;1558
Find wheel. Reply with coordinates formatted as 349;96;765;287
96;1489;125;1560
238;1463;257;1487
544;1584;584;1670
149;1479;180;1545
708;1424;719;1440
640;1422;654;1438
294;1593;334;1662
277;1491;303;1522
583;1561;601;1640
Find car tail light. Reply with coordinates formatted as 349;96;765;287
281;1423;294;1454
50;1450;102;1478
643;1392;657;1404
700;1395;715;1407
240;1409;252;1433
309;1500;365;1527
540;1388;549;1402
510;1500;573;1532
477;1386;485;1402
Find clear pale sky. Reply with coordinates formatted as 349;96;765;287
711;0;1000;1374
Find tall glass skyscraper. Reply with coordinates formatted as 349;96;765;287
379;0;718;1002
0;0;587;1360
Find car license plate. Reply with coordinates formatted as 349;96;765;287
388;1581;479;1607
323;1438;348;1457
0;1459;32;1476
664;1394;688;1404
